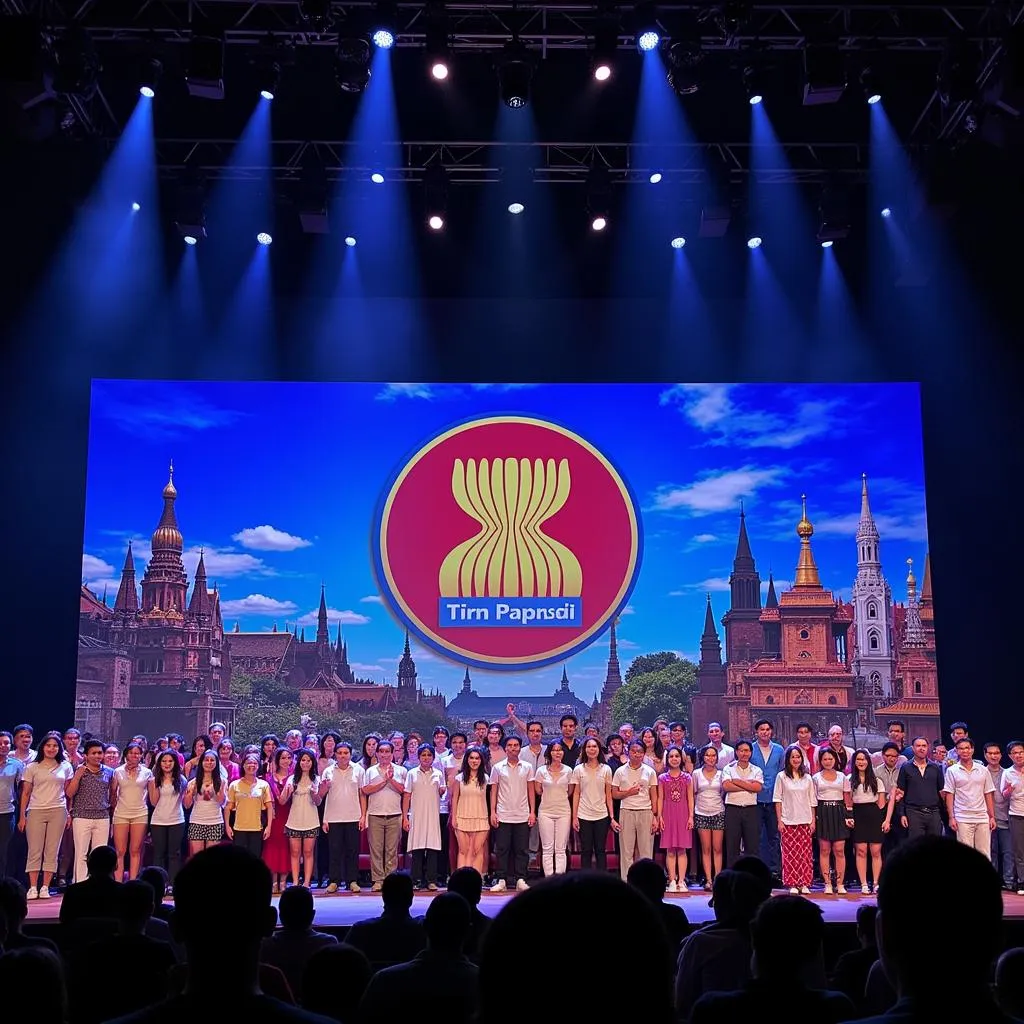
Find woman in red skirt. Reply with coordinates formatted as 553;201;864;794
772;743;817;894
263;747;294;892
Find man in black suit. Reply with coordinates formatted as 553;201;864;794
59;844;120;926
445;867;490;963
355;893;478;1024
689;896;855;1024
344;872;425;969
850;837;1018;1024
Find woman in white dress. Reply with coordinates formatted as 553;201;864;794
534;740;576;875
281;748;322;887
112;742;154;881
402;743;445;889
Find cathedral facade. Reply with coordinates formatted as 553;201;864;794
692;477;940;744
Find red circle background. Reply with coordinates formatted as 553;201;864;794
381;419;637;662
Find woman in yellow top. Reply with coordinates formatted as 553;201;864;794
225;752;273;857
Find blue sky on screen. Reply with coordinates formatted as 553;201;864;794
81;381;929;700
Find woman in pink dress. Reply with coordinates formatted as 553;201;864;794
658;746;694;893
263;747;293;892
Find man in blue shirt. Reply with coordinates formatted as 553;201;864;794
749;719;784;881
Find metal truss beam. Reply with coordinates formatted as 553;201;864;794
15;1;1019;52
151;137;884;183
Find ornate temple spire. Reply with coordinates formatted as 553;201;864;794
152;461;183;553
920;553;933;606
316;584;329;645
560;664;570;691
461;666;472;693
233;621;240;633
904;558;926;646
336;622;344;655
765;572;779;609
699;594;723;667
701;593;718;640
272;622;278;633
114;542;139;613
855;473;882;573
188;548;211;616
794;494;822;588
733;503;755;573
728;504;762;612
599;617;623;702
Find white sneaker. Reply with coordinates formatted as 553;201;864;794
667;880;678;893
25;887;38;901
1017;889;1024;896
837;885;848;894
789;887;799;894
823;883;834;895
490;879;507;893
799;886;810;895
515;878;529;892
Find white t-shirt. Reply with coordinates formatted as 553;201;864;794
364;764;407;816
187;779;226;824
612;762;658;811
286;777;321;831
323;762;365;822
944;761;996;823
693;769;726;816
772;772;817;825
24;760;74;810
571;762;612;821
489;759;534;823
433;750;454;813
534;765;572;817
1002;766;1024;817
711;743;735;767
723;761;764;807
151;780;185;825
113;764;154;815
851;777;885;805
813;771;850;803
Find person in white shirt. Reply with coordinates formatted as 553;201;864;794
402;743;446;890
488;736;535;893
148;751;187;883
612;739;660;881
944;737;996;857
723;740;764;867
184;750;227;855
706;722;735;768
111;742;154;881
431;727;454;885
361;740;407;890
518;719;547;865
773;744;817;894
1001;740;1024;895
693;745;726;891
571;736;618;872
533;740;575;876
846;748;888;895
321;741;366;893
19;734;73;899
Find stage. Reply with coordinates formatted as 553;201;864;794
24;887;1024;929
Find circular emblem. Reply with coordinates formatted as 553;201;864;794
374;415;642;670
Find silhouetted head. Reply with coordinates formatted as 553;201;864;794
138;866;169;908
424;892;470;953
730;855;774;901
751;896;824;981
0;879;29;928
878;837;1003;998
302;944;372;1021
86;843;118;878
446;867;483;907
711;869;768;927
995;948;1024;1018
480;873;673;1021
381;871;414;912
0;948;67;1022
626;857;669;905
856;904;879;948
278;885;316;930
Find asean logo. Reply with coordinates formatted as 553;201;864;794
373;415;643;670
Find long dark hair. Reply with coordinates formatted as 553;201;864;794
852;747;879;795
640;727;664;760
361;733;381;769
460;745;489;787
154;751;184;793
34;732;65;763
194;751;222;793
783;743;808;779
581;736;606;766
292;747;319;785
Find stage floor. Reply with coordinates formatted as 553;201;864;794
24;888;1024;928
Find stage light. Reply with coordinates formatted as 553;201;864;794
802;42;846;106
637;31;659;52
183;235;198;246
47;27;102;100
747;235;763;249
817;187;851;246
372;2;398;48
667;30;705;96
299;0;334;32
428;215;445;230
591;13;618;81
860;66;882;105
335;36;371;93
881;207;892;218
258;62;280;100
743;66;764;105
371;171;385;184
186;33;226;100
426;3;451;80
649;172;663;184
821;239;834;248
256;232;273;246
591;216;608;231
137;56;162;98
175;182;207;244
424;164;449;231
586;162;612;233
344;236;357;246
508;202;525;215
671;236;686;249
496;40;535;108
140;86;155;98
634;1;660;53
131;202;141;212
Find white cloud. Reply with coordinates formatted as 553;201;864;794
351;662;387;674
124;539;274;580
83;553;117;582
360;595;384;604
688;577;732;593
693;533;718;544
376;383;435;401
660;384;842;450
231;525;312;552
619;604;635;616
811;512;929;543
616;638;640;650
219;594;299;618
295;607;372;627
469;384;540;392
651;466;787;515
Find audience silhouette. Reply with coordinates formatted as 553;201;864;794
261;885;338;999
